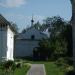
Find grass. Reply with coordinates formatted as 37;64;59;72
14;64;30;75
45;62;65;75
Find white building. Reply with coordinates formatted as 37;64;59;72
0;14;15;61
14;26;48;58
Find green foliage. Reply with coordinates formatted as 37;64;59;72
10;22;19;33
16;63;22;68
33;16;72;63
22;29;26;33
2;60;16;72
38;39;51;58
55;58;67;66
47;16;72;59
3;60;14;68
54;39;67;57
0;60;30;75
34;21;41;30
55;57;74;75
39;39;50;48
62;24;72;57
33;39;52;60
0;60;16;75
33;16;72;61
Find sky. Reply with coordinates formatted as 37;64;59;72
0;0;72;32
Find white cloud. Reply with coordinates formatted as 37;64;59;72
0;0;26;8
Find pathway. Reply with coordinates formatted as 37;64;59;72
26;64;46;75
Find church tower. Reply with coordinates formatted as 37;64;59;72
31;15;34;26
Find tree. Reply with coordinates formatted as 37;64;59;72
10;22;19;33
54;39;67;57
40;16;65;37
43;16;72;59
33;16;72;60
61;23;73;57
33;39;52;60
50;17;73;59
33;21;41;30
21;29;26;33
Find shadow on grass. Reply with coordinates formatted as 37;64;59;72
15;56;51;62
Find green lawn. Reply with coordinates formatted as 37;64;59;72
45;62;65;75
14;64;30;75
24;60;65;75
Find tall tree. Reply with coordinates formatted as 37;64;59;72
33;21;41;30
10;22;18;33
43;16;72;58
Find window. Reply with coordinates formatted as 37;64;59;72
31;35;35;40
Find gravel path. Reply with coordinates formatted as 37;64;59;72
26;64;46;75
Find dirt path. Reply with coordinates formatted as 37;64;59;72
26;64;46;75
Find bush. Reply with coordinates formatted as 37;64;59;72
16;62;23;68
55;58;67;66
3;60;14;68
2;60;16;73
65;57;73;65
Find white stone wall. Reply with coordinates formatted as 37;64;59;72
7;26;14;60
0;27;7;60
14;40;39;57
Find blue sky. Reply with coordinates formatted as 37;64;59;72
0;0;72;32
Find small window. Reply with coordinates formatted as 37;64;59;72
31;35;35;40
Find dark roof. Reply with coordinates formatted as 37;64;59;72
0;14;10;25
0;14;16;33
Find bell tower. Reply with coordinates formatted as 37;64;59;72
31;15;34;26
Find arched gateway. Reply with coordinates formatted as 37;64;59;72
70;0;75;65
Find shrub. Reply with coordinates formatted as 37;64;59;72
3;60;14;69
55;58;67;66
16;62;23;68
65;57;73;65
2;60;16;73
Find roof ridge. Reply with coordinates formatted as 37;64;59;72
0;14;10;24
